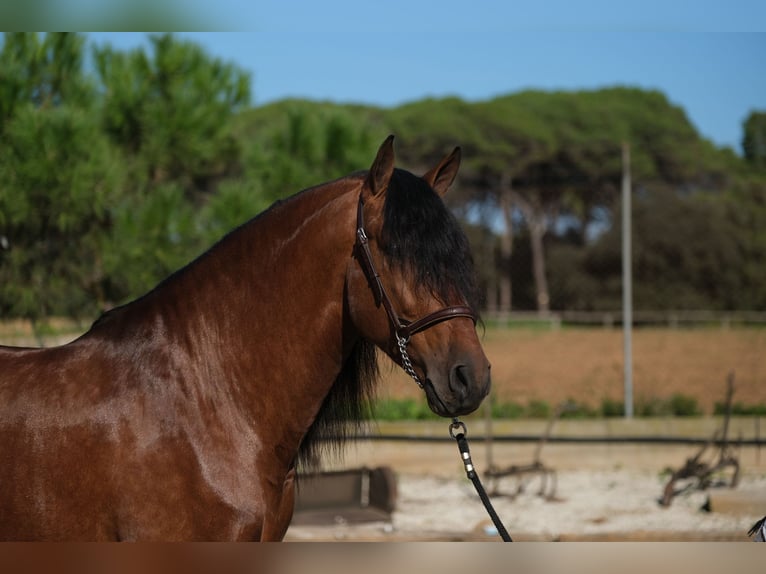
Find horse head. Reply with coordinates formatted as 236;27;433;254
346;136;491;418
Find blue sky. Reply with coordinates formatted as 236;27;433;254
88;3;766;153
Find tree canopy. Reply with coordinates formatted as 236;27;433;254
1;32;764;331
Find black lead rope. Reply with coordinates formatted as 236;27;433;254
450;418;513;542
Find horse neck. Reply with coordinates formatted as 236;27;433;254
143;178;363;435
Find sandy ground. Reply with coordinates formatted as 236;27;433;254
285;440;766;541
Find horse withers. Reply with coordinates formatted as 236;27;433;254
0;136;490;540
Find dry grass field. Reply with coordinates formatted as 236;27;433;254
378;326;766;415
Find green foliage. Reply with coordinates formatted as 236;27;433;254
0;33;259;321
196;179;272;245
527;399;552;419
560;187;747;311
386;88;749;314
0;33;93;125
742;111;766;170
0;103;124;319
490;400;526;419
94;33;251;196
366;394;761;421
369;398;439;421
559;399;599;419
238;100;385;203
1;32;764;327
634;393;701;417
721;175;766;309
667;393;701;417
601;398;625;417
100;184;198;302
713;401;766;416
635;396;668;417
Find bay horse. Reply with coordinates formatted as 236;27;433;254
0;136;490;541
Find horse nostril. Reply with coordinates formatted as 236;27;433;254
450;364;471;397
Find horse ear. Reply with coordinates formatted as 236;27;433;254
422;146;461;197
365;135;396;197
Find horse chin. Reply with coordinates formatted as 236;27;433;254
423;378;482;418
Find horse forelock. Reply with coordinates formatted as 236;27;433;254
380;168;481;313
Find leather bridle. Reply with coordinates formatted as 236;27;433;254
354;194;477;388
356;191;513;542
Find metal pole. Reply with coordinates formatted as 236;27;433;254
622;142;634;418
484;394;494;470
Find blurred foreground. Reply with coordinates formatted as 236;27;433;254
287;421;766;542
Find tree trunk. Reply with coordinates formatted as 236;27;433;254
484;231;498;313
498;181;514;313
512;190;550;315
528;216;550;314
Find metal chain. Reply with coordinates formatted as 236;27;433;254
396;333;423;389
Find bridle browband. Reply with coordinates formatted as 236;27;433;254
354;194;477;388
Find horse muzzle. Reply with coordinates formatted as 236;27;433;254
423;356;491;417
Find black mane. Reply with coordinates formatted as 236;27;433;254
296;168;480;473
381;169;480;312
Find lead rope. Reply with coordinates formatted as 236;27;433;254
397;333;511;541
450;418;513;542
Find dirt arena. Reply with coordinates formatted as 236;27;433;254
286;436;766;541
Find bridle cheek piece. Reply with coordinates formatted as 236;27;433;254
354;195;477;388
